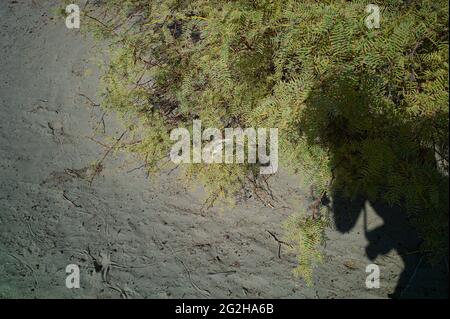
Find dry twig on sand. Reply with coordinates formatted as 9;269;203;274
88;129;128;185
266;230;293;259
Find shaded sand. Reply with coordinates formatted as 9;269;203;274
0;0;447;298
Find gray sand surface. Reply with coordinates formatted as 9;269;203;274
0;0;446;298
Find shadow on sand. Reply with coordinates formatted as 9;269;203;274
303;71;449;298
332;194;447;298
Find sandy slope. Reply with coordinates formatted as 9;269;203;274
0;0;446;299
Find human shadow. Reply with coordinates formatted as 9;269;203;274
302;71;449;298
333;194;426;298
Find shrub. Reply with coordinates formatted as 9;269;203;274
79;0;448;284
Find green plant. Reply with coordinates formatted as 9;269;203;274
80;0;448;284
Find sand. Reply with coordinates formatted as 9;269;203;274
0;0;447;299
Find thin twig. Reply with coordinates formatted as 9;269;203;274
89;130;128;185
63;191;82;208
266;230;293;259
79;93;100;107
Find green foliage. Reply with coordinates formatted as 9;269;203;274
82;0;449;284
283;211;330;285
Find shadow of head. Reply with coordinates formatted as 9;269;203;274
332;193;421;260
